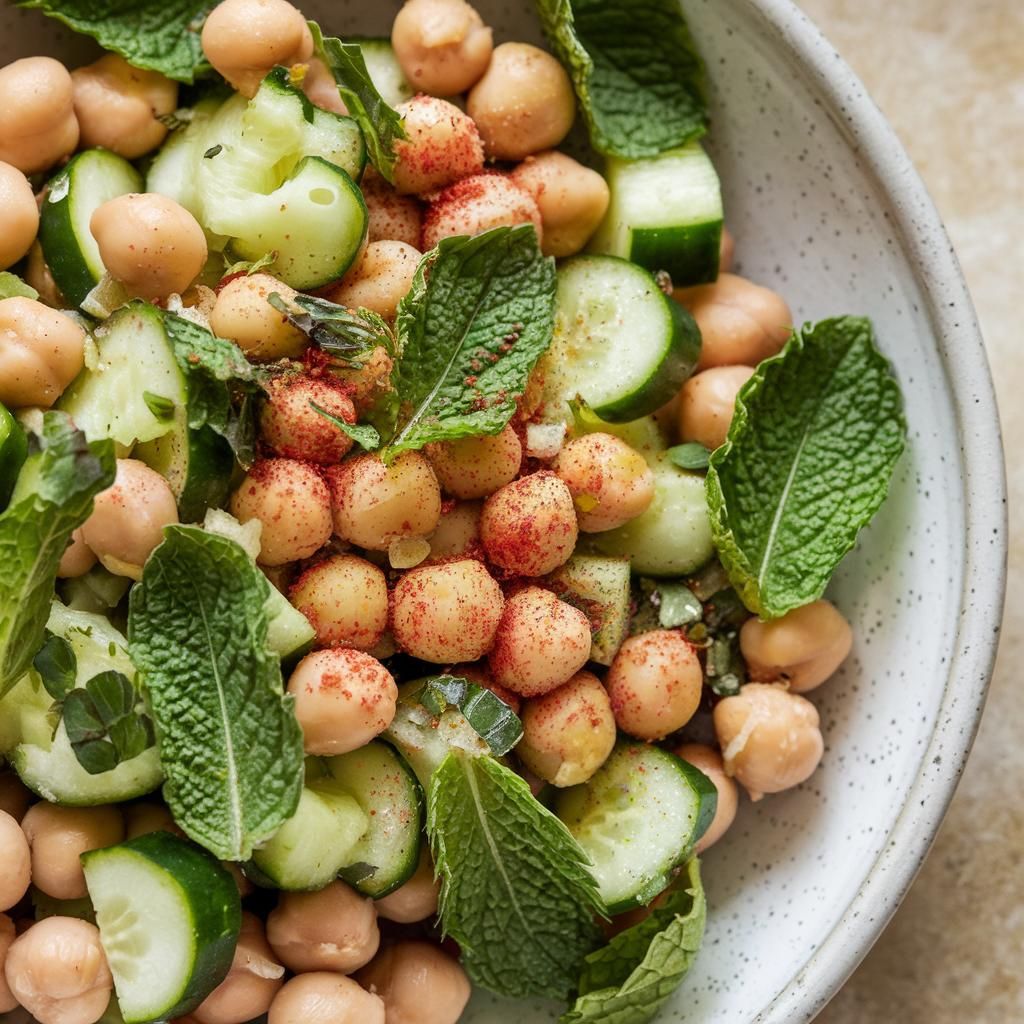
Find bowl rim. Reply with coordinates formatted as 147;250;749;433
734;1;1008;1019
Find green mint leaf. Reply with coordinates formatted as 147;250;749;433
666;442;711;471
33;633;77;700
386;226;556;459
61;688;106;743
70;738;121;775
410;675;523;757
309;22;407;183
309;403;381;452
0;272;39;301
0;413;115;697
535;0;708;157
272;293;397;362
562;859;706;1024
142;391;176;423
84;670;136;726
706;316;906;618
429;750;604;999
128;526;305;860
655;582;702;629
107;712;154;762
16;0;211;83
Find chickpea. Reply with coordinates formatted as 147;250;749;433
210;274;308;361
674;744;738;853
393;95;484;196
422;173;543;250
0;810;30;912
510;151;609;258
267;881;379;974
287;648;397;755
517;671;616;787
713;683;824;799
606;630;702;741
425;500;482;561
374;848;439;924
674;273;792;371
361;173;423;248
719;226;735;273
555;433;655;533
90;193;207;301
260;375;356;464
123;801;181;840
302;57;347;115
323;241;421;321
425;425;522;500
392;0;492;96
57;528;96;580
480;471;578;576
21;804;123;902
0;162;39;270
25;242;66;309
392;559;503;662
0;57;79;174
489;586;591;698
269;973;384;1024
193;913;284;1024
3;917;112;1024
0;297;85;410
0;913;16;1013
677;365;755;451
230;459;332;566
71;55;177;159
357;941;470;1024
0;772;31;822
201;0;314;97
326;451;441;551
330;344;393;414
290;554;388;650
450;661;522;713
80;459;179;579
739;599;853;693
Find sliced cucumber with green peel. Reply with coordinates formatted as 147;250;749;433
541;256;701;423
555;742;717;913
39;149;144;307
352;37;415;106
83;831;241;1024
546;555;631;666
0;402;27;509
590;142;724;286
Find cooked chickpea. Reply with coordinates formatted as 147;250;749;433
675;273;792;371
330;344;394;413
358;941;470;1024
392;0;492;95
210;274;308;361
230;459;332;566
90;193;208;300
80;459;178;579
267;881;380;974
290;554;388;650
393;95;484;196
467;43;575;161
0;57;79;174
480;471;578;576
489;586;591;697
426;500;481;561
302;57;347;115
24;242;66;309
606;630;702;741
451;661;522;713
71;54;177;159
0;162;39;270
193;913;284;1024
123;801;181;840
287;648;397;755
556;433;655;533
739;599;853;693
260;375;356;464
677;366;755;451
0;810;30;912
21;804;124;902
323;241;421;321
425;425;522;500
57;528;96;579
201;0;314;97
713;683;824;799
326;451;441;551
3;917;112;1024
0;297;85;409
361;172;423;247
674;744;738;853
0;772;31;822
0;913;16;1013
517;671;616;787
510;151;609;258
719;226;735;273
269;973;384;1024
421;173;543;250
374;848;439;924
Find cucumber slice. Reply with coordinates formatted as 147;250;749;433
83;832;242;1024
555;741;717;913
39;149;144;307
351;37;415;106
590;142;724;287
0;402;27;509
60;564;133;614
542;255;701;423
547;555;631;666
265;587;316;663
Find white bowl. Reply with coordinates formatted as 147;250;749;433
1;0;1006;1020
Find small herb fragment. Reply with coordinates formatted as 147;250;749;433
309;402;381;452
667;442;711;471
270;293;396;363
142;392;176;422
33;633;77;700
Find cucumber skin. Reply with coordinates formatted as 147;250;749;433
629;219;723;287
0;404;27;509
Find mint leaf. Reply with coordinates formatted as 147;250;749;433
410;675;523;756
272;293;397;363
429;750;604;998
386;226;556;459
16;0;210;83
562;859;706;1024
0;413;115;697
535;0;708;157
0;272;39;301
33;633;78;700
309;403;381;452
309;22;407;183
128;526;305;860
666;442;711;471
706;316;906;618
142;392;176;423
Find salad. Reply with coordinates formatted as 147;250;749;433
0;0;907;1022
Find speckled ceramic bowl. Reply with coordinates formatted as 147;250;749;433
1;0;1006;1020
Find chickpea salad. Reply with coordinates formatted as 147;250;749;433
0;0;907;1022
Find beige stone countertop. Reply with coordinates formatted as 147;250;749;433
796;1;1023;1020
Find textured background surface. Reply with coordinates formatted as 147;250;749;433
799;1;1024;1020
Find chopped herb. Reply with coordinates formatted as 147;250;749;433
142;392;176;422
656;581;703;628
309;402;381;452
203;144;223;159
32;633;77;701
667;442;711;471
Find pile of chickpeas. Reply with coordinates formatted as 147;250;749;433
0;0;857;1020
